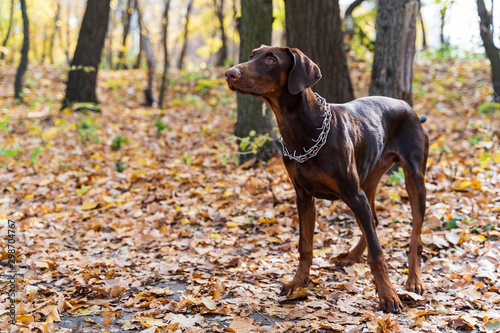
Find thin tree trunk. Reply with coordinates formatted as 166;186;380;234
369;0;419;105
343;0;365;41
419;12;427;49
1;0;15;62
159;0;170;109
117;0;133;69
48;0;61;64
107;11;114;68
235;0;279;163
64;1;72;65
477;0;500;102
177;0;193;70
15;0;29;100
214;0;227;66
134;9;143;69
135;0;156;106
285;0;354;103
63;0;110;107
41;31;48;64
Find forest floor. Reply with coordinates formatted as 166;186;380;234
0;58;499;333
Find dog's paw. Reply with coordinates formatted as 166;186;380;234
405;278;424;295
378;289;403;314
332;252;362;268
280;277;308;296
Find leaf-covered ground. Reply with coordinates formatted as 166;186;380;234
0;59;499;332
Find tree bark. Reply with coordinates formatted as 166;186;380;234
48;0;61;64
214;0;228;66
159;0;170;108
14;0;29;101
285;0;354;103
177;0;194;70
135;0;156;106
477;0;500;102
117;0;133;69
63;0;110;107
369;0;419;105
419;12;427;49
235;0;279;163
1;0;15;62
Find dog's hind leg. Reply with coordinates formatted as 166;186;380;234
334;156;395;268
400;133;428;295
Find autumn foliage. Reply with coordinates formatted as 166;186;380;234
0;58;499;332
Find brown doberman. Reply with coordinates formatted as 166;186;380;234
225;46;428;313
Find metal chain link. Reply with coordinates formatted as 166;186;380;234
279;92;331;163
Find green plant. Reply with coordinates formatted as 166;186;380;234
478;102;500;114
446;215;462;230
77;116;100;143
180;154;192;165
387;168;405;185
0;116;12;133
30;146;43;164
0;147;20;158
115;161;127;172
111;135;129;151
154;117;167;137
218;131;273;166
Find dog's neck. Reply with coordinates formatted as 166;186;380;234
263;88;328;155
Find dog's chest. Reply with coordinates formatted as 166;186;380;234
291;164;343;201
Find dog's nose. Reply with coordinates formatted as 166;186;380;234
225;68;241;82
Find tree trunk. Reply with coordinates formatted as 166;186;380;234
106;9;114;69
177;0;194;70
48;0;61;64
1;0;15;62
135;0;156;106
477;0;500;102
134;8;143;69
64;1;71;65
14;0;29;101
63;0;110;107
235;0;279;163
159;0;170;109
285;0;354;103
117;0;133;69
214;0;227;66
369;0;419;105
419;12;427;49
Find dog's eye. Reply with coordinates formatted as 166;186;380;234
266;57;275;64
249;55;254;60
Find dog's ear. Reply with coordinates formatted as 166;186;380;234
287;48;322;95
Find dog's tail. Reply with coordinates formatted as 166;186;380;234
419;115;427;123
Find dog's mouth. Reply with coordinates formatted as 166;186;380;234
226;83;263;96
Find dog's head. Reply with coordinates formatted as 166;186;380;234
225;45;321;97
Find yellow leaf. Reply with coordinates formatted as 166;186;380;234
25;194;34;199
63;107;72;115
210;233;222;241
452;180;481;191
225;222;238;228
259;216;276;224
389;192;401;202
81;202;99;211
494;152;500;163
471;234;486;242
180;218;190;225
16;315;35;323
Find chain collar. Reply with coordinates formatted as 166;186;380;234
279;92;331;163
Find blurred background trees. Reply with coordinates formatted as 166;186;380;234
1;0;499;160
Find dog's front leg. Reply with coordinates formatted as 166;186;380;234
281;188;316;295
345;190;403;313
